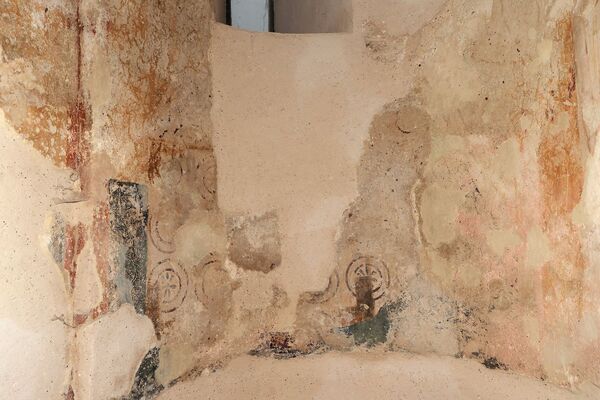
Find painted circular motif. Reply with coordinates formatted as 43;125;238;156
304;271;339;304
345;256;389;300
195;252;222;302
149;259;188;313
148;215;176;253
195;154;216;201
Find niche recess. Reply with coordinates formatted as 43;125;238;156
213;0;353;33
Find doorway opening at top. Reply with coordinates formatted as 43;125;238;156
212;0;353;33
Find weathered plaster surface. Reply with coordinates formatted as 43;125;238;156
0;108;71;399
157;352;600;400
211;0;600;391
1;0;215;398
2;0;600;399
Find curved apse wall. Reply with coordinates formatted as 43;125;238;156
2;1;600;399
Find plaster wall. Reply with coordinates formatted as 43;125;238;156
211;0;600;389
1;0;600;399
211;1;597;383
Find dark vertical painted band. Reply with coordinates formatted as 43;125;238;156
108;179;148;314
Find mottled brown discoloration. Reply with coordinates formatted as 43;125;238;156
227;211;282;273
99;0;214;182
0;0;79;165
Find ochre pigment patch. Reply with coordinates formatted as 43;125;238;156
96;0;214;182
536;19;587;375
0;0;78;166
539;16;583;220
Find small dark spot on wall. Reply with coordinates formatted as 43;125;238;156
249;332;317;359
483;356;508;370
471;351;508;370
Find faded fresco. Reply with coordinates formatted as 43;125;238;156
1;0;600;399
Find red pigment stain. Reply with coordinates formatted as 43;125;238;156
73;314;88;326
538;16;586;330
90;204;111;320
147;139;163;182
66;1;91;190
539;16;583;219
74;204;111;327
64;223;86;291
66;99;89;173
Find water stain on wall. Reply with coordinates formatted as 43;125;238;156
227;211;282;273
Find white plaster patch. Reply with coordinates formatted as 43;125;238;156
174;212;226;268
420;183;463;246
0;318;68;399
74;304;157;400
525;226;551;270
73;241;103;315
0;109;70;399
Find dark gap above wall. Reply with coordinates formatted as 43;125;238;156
213;0;353;33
